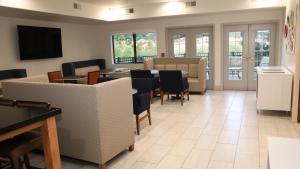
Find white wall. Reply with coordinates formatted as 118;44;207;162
281;0;300;122
0;16;102;76
96;8;286;89
281;0;299;72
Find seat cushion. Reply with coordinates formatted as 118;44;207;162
154;64;165;70
165;64;176;70
188;78;199;83
177;64;188;72
75;66;100;76
189;64;199;78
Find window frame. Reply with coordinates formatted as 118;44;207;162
112;32;157;64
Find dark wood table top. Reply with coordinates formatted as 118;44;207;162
56;75;87;81
0;105;61;135
150;70;188;76
101;68;130;75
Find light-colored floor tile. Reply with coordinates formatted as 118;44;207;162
182;127;203;140
128;162;156;169
207;161;234;169
237;138;259;155
155;155;185;169
239;126;258;139
182;149;213;169
234;153;259;169
211;144;236;162
156;131;181;146
168;139;196;158
27;91;300;169
195;135;218;150
137;144;170;163
218;130;239;144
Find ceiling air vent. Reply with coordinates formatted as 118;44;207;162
186;1;197;7
73;2;81;9
126;8;134;14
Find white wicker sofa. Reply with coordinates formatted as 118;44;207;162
2;76;135;169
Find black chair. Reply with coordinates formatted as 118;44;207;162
130;70;159;103
62;59;106;77
97;77;117;83
159;70;189;106
132;78;153;135
0;69;27;80
0;99;50;169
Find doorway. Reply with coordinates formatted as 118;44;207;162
223;23;276;90
167;26;214;89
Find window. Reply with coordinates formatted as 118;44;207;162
196;33;210;80
112;32;157;64
173;34;186;57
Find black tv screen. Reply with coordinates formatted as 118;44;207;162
17;25;63;60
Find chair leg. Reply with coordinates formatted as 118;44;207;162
187;91;190;101
167;93;170;100
99;164;106;169
147;109;152;125
181;92;184;106
23;154;31;169
136;115;140;135
129;144;135;151
160;91;164;105
10;157;21;169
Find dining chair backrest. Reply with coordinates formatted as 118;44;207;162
159;70;183;93
130;70;152;78
87;71;100;85
132;78;153;94
47;71;63;83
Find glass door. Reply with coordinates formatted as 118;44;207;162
173;34;186;57
223;25;249;90
248;24;276;90
223;24;276;90
194;30;214;89
167;27;214;89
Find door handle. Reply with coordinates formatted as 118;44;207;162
242;57;254;60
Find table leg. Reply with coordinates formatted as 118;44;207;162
41;117;62;169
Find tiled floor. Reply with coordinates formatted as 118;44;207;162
29;91;300;169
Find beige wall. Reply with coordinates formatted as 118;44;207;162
283;0;300;122
282;0;299;71
0;16;102;76
96;8;285;89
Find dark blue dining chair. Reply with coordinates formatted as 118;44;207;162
159;70;189;106
130;70;159;103
131;78;153;135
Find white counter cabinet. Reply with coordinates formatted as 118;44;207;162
256;67;293;112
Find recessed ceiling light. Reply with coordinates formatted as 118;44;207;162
101;7;126;21
163;1;185;15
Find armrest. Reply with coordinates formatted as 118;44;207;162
198;59;206;90
144;59;154;69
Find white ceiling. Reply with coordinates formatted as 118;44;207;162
0;0;287;22
77;0;184;6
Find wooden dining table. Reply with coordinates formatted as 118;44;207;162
55;75;87;83
150;69;188;77
100;68;130;77
0;103;62;169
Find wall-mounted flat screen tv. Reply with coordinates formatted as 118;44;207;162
17;25;63;60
